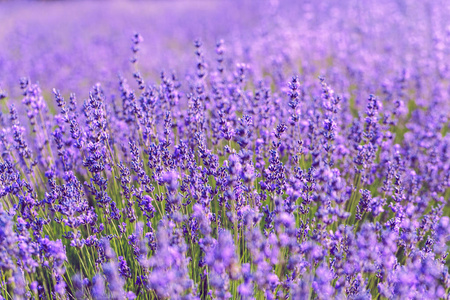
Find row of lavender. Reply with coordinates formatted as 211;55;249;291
1;0;450;299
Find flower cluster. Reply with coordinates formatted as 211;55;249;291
0;0;450;299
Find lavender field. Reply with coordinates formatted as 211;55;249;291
0;0;450;299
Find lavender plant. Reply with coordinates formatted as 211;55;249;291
0;0;450;299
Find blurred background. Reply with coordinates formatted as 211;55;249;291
0;0;449;101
